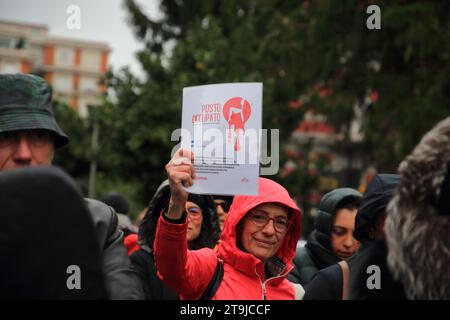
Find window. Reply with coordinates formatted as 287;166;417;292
79;76;98;93
81;49;100;70
0;62;21;73
53;73;72;93
0;36;12;48
15;37;26;49
55;47;74;66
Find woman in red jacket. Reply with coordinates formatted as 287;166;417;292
154;148;304;300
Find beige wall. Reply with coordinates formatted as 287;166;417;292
0;60;21;73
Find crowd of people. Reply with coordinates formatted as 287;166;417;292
0;73;449;300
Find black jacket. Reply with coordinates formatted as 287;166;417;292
130;249;179;300
85;199;143;299
288;232;340;285
304;240;406;300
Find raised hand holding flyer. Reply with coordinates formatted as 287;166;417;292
181;83;263;195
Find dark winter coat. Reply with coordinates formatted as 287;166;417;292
130;249;179;300
85;198;143;299
304;240;406;300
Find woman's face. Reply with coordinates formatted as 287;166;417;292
186;201;203;241
239;203;290;263
330;208;360;260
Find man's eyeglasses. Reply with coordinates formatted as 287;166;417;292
214;200;231;212
248;210;290;233
0;130;53;148
186;206;202;219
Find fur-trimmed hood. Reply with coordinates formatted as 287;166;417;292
385;116;450;299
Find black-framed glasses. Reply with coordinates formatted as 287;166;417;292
0;130;53;148
248;210;290;233
186;206;202;219
214;200;231;212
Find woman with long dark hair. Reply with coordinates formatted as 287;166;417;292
130;180;220;300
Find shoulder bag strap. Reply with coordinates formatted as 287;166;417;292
338;260;350;300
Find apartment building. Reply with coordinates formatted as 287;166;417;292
0;20;110;117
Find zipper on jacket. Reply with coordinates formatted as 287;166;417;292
262;282;266;300
255;266;294;300
255;270;266;300
256;270;281;300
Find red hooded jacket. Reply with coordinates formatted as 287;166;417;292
154;177;302;300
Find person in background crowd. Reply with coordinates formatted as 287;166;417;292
135;207;147;227
386;116;450;299
130;179;220;299
304;174;407;300
289;188;362;286
124;233;139;256
101;191;138;236
0;73;142;299
212;195;234;231
123;206;149;257
153;149;304;299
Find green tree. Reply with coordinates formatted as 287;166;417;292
52;101;91;193
96;0;449;214
95;66;180;202
286;0;450;171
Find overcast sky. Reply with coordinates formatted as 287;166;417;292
0;0;162;77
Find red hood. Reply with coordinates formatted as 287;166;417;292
217;177;301;276
124;233;139;256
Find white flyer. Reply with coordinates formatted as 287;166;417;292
181;83;263;195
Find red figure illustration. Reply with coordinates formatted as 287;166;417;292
222;97;252;151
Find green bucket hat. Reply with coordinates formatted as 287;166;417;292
0;73;69;148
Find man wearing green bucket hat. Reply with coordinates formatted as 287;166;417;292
0;73;142;299
0;73;69;169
